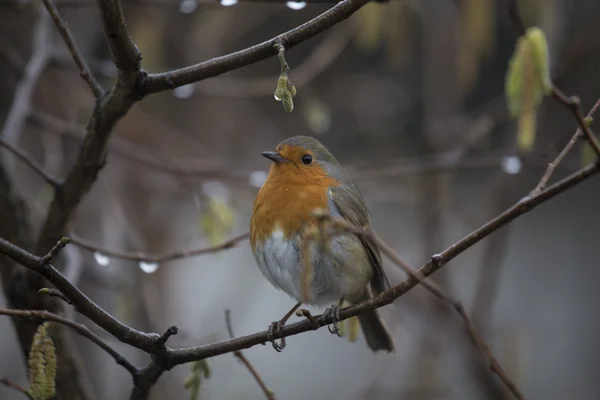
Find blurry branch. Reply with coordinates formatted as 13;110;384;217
34;0;143;254
225;310;276;400
532;98;600;194
28;110;247;181
30;109;579;185
68;232;249;263
0;308;138;376
142;0;372;94
320;214;524;400
197;23;353;97
40;0;103;98
507;0;600;157
0;14;51;163
469;174;518;398
0;378;32;400
0;137;61;188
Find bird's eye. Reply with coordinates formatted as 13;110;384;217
301;154;313;165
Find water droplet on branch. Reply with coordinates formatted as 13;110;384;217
93;252;111;266
139;261;159;274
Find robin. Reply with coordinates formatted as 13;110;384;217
250;135;395;353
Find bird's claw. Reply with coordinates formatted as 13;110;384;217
267;321;286;352
297;308;319;329
324;304;342;337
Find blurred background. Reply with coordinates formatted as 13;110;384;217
1;0;600;399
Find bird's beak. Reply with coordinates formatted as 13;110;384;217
261;151;287;163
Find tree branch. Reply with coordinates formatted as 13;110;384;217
0;308;138;376
0;378;32;400
40;0;103;98
0;137;61;188
0;236;165;354
34;0;143;254
141;0;372;94
68;232;249;264
225;310;275;400
166;160;600;364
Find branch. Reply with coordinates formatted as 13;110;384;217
40;0;103;98
0;237;166;354
532;98;600;194
0;137;61;188
166;160;600;364
314;217;524;400
0;378;32;400
69;232;249;264
35;0;143;254
0;308;138;376
141;0;372;94
225;310;275;400
1;154;598;397
196;23;353;97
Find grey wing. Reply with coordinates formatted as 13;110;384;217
329;185;391;294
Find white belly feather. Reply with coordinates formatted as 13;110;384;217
254;225;372;306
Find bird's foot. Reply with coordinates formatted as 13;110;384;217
296;308;319;329
324;304;343;337
267;320;286;352
266;302;302;352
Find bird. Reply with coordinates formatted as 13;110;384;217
249;135;395;353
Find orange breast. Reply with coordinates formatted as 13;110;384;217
250;164;339;250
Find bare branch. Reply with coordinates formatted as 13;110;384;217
0;308;138;376
0;137;61;188
309;210;523;399
0;378;32;400
533;98;600;194
166;160;600;365
0;237;164;354
68;232;249;264
196;24;353;97
40;0;104;98
35;0;143;254
225;310;276;400
142;0;372;94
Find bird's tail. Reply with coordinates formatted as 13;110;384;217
356;293;395;353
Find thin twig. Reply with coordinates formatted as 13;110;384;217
0;137;61;188
197;24;353;97
142;0;372;94
40;0;103;98
550;90;600;157
69;232;249;264
0;378;32;400
34;0;143;254
315;215;521;397
533;98;600;194
329;221;524;400
0;308;138;376
39;287;73;305
225;310;276;400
